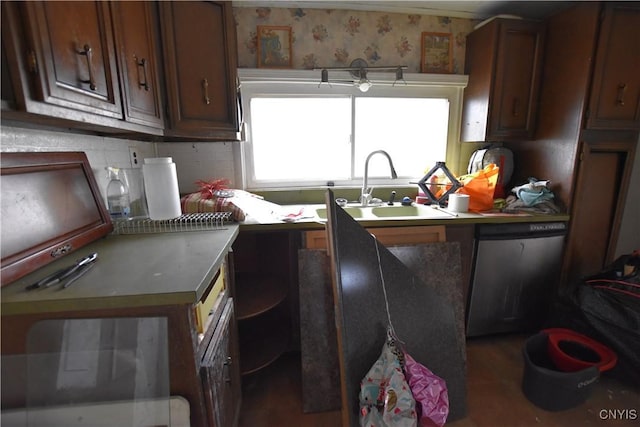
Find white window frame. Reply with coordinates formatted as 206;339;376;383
237;68;468;191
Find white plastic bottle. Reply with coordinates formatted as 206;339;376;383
142;157;182;220
106;167;131;220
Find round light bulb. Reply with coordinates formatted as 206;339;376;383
358;79;372;92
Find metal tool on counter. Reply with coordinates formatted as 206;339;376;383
26;253;98;291
431;205;459;217
62;260;97;288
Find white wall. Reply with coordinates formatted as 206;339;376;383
1;123;239;199
155;141;237;195
0;124;155;206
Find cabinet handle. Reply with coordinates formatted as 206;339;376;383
223;356;232;383
134;56;149;91
77;44;96;91
237;76;244;125
27;50;38;74
616;83;627;106
512;97;519;117
202;78;211;105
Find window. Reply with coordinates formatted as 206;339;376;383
238;69;468;190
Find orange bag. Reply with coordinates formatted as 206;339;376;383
456;164;500;212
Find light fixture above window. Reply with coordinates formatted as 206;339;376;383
317;58;407;92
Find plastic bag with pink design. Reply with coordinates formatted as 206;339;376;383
403;352;449;427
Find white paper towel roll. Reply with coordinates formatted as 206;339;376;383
142;157;182;220
448;193;470;213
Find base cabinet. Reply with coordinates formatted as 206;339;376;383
0;261;240;427
232;232;294;375
201;299;241;427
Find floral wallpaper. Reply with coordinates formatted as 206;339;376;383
233;6;478;74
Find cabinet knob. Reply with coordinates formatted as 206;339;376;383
77;44;97;91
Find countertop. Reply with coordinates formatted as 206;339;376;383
1;225;239;316
238;203;570;231
1;201;569;314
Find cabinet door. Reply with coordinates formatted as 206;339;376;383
201;299;241;427
160;1;240;139
491;20;544;140
461;18;544;142
22;1;122;118
563;136;637;285
111;1;164;129
586;2;640;130
1;28;16;108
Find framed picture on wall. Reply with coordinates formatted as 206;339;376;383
257;26;292;69
421;32;453;73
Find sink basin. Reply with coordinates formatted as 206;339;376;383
371;205;440;217
316;207;365;219
315;203;454;220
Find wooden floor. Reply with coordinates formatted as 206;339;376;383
238;334;639;427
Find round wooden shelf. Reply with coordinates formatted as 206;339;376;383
235;273;287;320
238;309;290;375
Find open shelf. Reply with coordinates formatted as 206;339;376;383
235;273;287;320
232;231;297;376
238;308;290;375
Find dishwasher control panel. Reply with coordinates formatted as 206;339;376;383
529;222;567;232
476;222;567;239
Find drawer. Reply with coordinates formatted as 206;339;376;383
195;265;226;334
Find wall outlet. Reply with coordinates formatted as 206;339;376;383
129;147;141;168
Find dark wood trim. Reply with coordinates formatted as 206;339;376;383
0;152;113;286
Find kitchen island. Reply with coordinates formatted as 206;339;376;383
1;225;241;427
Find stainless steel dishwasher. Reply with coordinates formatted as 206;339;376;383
466;222;567;337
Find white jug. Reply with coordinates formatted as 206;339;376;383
142;157;182;220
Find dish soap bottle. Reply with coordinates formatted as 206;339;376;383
106;167;131;220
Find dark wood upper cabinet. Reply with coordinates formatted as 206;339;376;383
160;1;240;140
505;2;639;286
1;33;16;108
3;1;240;139
111;1;164;129
586;2;640;130
21;1;122;119
461;18;545;142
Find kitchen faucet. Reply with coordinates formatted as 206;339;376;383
361;150;398;206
